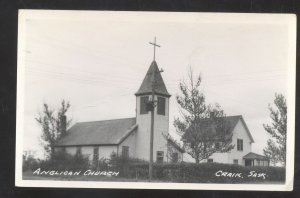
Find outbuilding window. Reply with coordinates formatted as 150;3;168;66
257;160;261;166
208;159;213;163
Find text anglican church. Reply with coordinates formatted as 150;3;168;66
53;39;185;163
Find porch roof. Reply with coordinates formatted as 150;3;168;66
243;152;269;161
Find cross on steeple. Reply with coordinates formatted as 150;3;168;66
149;37;161;61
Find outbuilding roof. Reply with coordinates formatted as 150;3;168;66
243;152;269;160
54;118;137;146
135;61;171;97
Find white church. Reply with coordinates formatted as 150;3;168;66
53;47;269;167
54;60;185;163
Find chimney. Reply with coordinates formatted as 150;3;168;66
61;115;67;135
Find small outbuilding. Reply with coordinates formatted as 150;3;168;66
243;152;269;167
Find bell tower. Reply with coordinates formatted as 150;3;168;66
134;60;171;162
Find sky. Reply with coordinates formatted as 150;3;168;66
18;11;293;159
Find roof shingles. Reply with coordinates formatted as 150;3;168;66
55;118;137;146
135;61;171;97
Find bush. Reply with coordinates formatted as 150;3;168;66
38;152;90;171
109;154;147;177
92;157;110;170
22;155;40;171
127;162;285;183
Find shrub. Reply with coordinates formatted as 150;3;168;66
127;162;286;183
109;153;147;177
92;157;110;170
22;155;40;171
38;152;90;171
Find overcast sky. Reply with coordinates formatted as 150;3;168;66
19;11;293;159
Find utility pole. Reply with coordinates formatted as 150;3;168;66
149;68;155;182
148;37;161;181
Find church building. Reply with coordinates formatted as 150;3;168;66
53;39;269;167
53;60;185;163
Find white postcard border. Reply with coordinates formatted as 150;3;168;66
15;10;296;191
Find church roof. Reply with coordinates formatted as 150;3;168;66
54;118;137;146
135;61;171;97
243;152;269;160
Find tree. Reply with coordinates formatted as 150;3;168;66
263;139;279;166
35;100;71;157
174;67;234;163
263;93;287;166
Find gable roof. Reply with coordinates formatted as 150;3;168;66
243;152;269;160
184;115;254;143
135;61;171;97
54;118;137;146
238;116;255;143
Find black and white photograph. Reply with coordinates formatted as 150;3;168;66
15;10;296;190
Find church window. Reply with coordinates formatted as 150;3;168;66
237;139;243;151
215;142;220;150
93;147;99;162
140;96;149;114
122;146;129;158
76;146;82;155
157;97;166;115
156;151;164;163
61;147;66;153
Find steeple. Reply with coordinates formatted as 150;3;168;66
135;61;171;97
134;38;170;167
